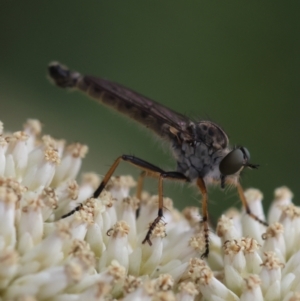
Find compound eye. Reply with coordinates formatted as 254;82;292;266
219;148;245;176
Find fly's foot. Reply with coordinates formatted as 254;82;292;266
61;203;83;219
142;216;166;245
200;217;210;258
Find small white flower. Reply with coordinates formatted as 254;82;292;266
0;118;300;301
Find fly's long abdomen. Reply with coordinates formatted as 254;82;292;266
48;62;190;140
82;77;164;136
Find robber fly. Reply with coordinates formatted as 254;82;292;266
48;62;267;257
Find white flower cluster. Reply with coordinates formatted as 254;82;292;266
0;119;299;301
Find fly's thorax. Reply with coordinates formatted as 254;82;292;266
171;120;230;181
194;121;229;150
172;138;229;181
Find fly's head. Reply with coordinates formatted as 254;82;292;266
188;121;259;187
219;146;259;188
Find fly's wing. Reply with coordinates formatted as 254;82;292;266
48;62;194;142
86;76;193;139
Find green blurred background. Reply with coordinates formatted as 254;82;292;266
1;1;299;216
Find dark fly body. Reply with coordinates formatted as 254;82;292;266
48;62;267;257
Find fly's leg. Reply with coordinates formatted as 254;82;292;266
61;155;165;219
94;156;188;245
236;182;268;226
196;177;210;258
142;171;189;245
60;156;124;218
135;171;146;219
60;155;188;247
